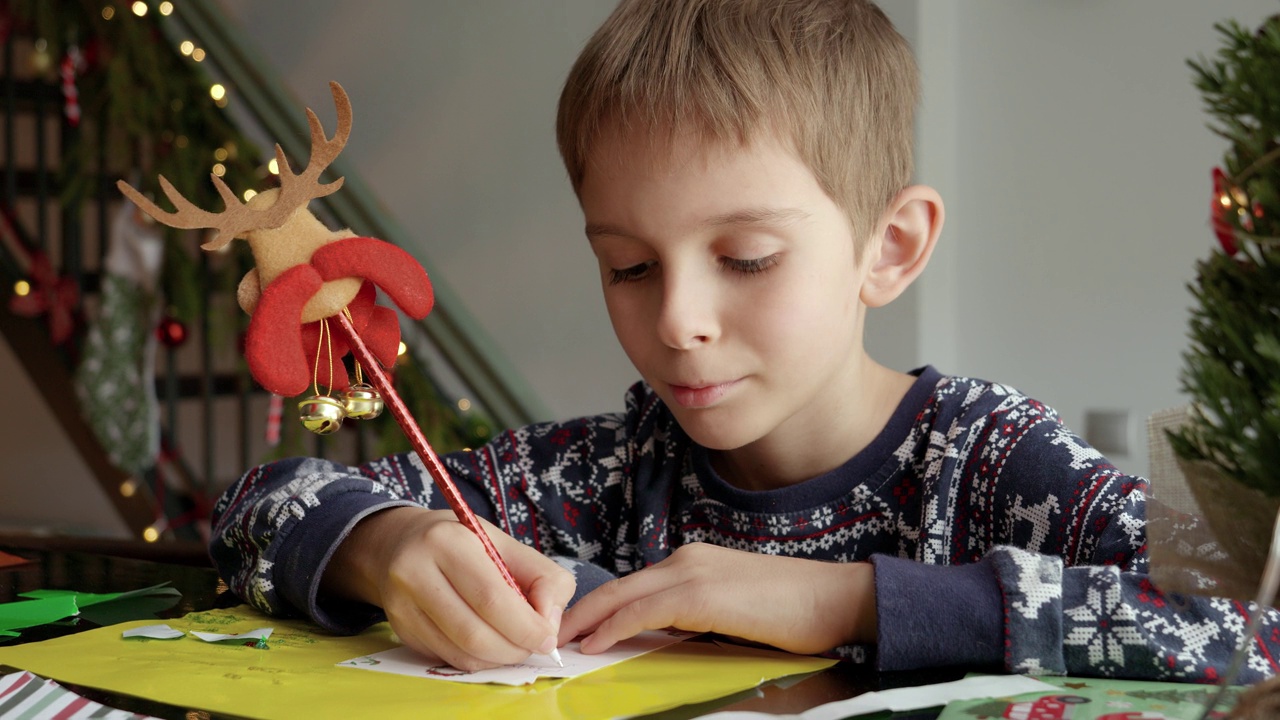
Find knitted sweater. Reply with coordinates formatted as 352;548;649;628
209;366;1279;680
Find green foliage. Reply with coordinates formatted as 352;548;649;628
13;0;262;325
1175;17;1280;496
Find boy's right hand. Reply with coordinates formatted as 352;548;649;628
322;506;575;672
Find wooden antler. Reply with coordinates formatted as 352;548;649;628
116;81;352;249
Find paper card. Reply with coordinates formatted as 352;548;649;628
935;674;1244;719
338;629;696;686
0;596;79;635
122;624;185;640
17;583;182;627
0;551;31;568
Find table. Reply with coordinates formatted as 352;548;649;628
0;542;961;719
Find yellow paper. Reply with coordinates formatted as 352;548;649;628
0;606;836;719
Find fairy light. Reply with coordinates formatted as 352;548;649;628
14;280;30;296
102;6;115;20
212;163;226;177
158;1;174;15
1219;193;1232;208
243;189;258;202
179;40;194;56
267;158;280;175
192;48;206;62
119;479;137;498
209;83;226;102
214;147;228;161
457;398;472;412
142;525;160;542
397;341;408;357
131;1;147;17
215;97;228;108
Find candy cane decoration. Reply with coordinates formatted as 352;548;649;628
61;45;83;127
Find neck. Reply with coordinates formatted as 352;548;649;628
710;360;915;492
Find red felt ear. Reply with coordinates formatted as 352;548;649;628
312;237;434;319
364;304;402;368
245;264;323;397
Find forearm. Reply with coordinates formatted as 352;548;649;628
321;505;437;607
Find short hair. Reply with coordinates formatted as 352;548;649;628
556;0;919;248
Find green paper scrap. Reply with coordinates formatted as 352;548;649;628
19;582;180;608
0;596;79;634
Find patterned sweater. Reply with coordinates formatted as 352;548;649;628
209;366;1279;680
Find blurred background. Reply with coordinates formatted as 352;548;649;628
2;0;1275;543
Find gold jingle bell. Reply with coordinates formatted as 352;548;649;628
298;395;346;435
343;383;384;420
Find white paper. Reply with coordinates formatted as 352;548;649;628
121;624;185;640
189;627;274;644
338;629;696;686
698;674;1062;719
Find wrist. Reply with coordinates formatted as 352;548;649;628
322;505;432;607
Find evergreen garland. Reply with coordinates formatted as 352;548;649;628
1175;17;1280;496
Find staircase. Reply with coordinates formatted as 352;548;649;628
0;0;546;548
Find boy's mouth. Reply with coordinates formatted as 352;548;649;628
667;380;740;409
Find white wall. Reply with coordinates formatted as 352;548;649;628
4;0;1273;532
907;1;1277;476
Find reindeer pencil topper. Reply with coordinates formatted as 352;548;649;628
121;83;562;648
118;82;434;434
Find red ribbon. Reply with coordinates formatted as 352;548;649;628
9;251;79;344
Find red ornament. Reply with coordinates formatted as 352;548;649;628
1211;167;1239;256
156;316;188;348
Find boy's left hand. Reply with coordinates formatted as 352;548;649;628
557;543;876;655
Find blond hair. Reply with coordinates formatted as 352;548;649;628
556;0;918;248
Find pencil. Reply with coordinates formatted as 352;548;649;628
333;312;564;667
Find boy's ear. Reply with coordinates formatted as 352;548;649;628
859;185;944;308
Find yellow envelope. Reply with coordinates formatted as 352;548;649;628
0;606;836;719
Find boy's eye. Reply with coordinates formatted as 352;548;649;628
721;255;779;275
607;261;655;285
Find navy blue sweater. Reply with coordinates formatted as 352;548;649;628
210;367;1279;680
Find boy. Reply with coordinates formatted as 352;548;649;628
211;0;1279;681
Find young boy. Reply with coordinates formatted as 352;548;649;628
210;0;1279;681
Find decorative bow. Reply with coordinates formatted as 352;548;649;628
9;250;79;345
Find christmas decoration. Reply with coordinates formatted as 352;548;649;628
155;315;187;348
118;80;525;630
60;44;82;127
1173;16;1280;498
73;204;164;476
7;249;79;345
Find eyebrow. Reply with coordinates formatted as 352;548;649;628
585;206;810;240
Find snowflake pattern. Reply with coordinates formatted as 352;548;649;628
210;369;1280;682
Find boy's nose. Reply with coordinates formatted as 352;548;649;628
655;273;718;350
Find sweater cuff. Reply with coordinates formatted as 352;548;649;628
276;493;417;634
871;555;1004;671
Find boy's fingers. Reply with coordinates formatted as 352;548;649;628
558;567;671;645
578;586;687;654
437;536;558;655
392;604;502;673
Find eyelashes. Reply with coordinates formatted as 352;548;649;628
606;255;780;285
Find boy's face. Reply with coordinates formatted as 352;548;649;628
580;128;877;458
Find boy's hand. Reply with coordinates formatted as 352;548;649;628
557;543;876;655
323;506;575;672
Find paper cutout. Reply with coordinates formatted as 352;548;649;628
190;627;274;645
700;674;1062;719
19;583;182;626
0;606;836;719
935;674;1243;719
122;625;185;640
0;596;79;638
0;550;31;568
338;629;695;686
0;670;159;719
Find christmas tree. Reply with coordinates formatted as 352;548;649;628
1173;16;1280;497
